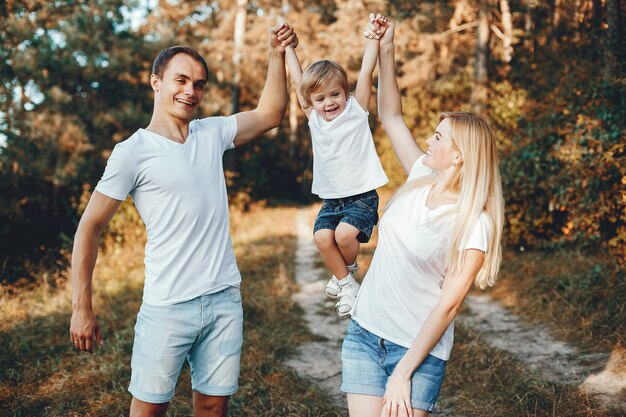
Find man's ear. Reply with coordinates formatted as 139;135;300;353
150;74;160;92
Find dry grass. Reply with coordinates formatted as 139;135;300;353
1;196;623;417
0;204;343;416
487;249;625;352
440;324;616;417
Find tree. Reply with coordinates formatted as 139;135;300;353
472;0;490;113
604;0;623;81
499;0;513;64
0;1;152;283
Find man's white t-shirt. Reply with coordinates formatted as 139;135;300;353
309;96;388;198
95;116;241;306
351;154;491;360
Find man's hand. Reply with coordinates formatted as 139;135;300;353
70;307;102;353
270;22;298;53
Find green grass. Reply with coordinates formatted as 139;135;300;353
488;249;625;352
440;325;616;417
1;202;622;416
0;205;343;416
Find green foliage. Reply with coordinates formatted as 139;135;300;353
1;0;625;284
500;78;626;260
1;1;151;283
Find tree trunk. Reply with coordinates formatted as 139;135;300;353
574;0;582;41
553;0;562;31
604;0;622;81
231;0;248;114
226;0;248;172
500;0;513;63
593;0;603;29
525;0;536;56
472;0;490;113
282;0;298;155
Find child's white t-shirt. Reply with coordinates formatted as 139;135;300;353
309;96;388;198
351;155;491;360
95;116;242;306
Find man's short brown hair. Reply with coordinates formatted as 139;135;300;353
152;45;209;82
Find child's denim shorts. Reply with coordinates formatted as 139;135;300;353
313;190;379;243
341;319;447;412
128;287;243;404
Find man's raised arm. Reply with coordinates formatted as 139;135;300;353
234;22;297;146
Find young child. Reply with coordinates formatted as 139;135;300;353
285;15;389;317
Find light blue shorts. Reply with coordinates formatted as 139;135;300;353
128;287;243;404
341;319;447;412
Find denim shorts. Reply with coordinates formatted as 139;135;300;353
341;320;447;412
313;190;379;243
128;287;243;404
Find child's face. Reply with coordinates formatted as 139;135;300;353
309;78;347;122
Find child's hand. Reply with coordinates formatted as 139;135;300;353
363;13;388;40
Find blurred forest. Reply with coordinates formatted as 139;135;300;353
1;0;624;286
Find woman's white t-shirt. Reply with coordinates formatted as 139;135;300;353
351;154;491;360
309;96;388;198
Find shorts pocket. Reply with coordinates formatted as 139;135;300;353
354;196;378;213
226;287;242;303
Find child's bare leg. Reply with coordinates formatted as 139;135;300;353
335;222;361;267
314;229;350;279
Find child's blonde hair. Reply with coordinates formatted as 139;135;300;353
388;112;504;289
300;60;349;107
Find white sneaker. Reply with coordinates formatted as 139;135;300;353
335;275;360;317
325;276;340;299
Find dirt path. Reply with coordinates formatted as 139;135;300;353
285;208;349;410
286;206;625;415
458;294;626;411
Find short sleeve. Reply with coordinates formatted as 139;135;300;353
349;95;369;115
221;115;237;150
463;213;491;252
194;115;238;152
94;144;137;201
408;154;434;181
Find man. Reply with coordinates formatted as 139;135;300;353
69;23;297;417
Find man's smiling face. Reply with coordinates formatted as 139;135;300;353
151;53;207;122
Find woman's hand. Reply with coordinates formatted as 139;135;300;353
376;15;394;50
381;370;413;417
363;13;389;40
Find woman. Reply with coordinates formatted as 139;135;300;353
340;16;504;417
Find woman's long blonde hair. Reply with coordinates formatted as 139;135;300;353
388;112;504;288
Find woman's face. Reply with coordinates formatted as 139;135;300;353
423;118;460;173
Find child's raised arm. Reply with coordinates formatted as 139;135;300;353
354;13;384;112
285;43;313;119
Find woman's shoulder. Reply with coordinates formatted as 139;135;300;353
407;154;432;181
